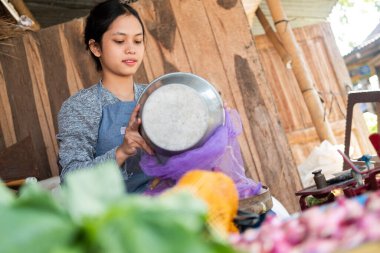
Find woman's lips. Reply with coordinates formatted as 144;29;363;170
122;59;137;66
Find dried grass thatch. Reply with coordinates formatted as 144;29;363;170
0;16;26;59
0;17;24;41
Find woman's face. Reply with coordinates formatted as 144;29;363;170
97;14;145;77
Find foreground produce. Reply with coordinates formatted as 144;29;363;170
0;162;238;253
229;191;380;253
174;169;239;234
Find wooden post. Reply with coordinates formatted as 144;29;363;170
265;0;337;144
256;7;291;67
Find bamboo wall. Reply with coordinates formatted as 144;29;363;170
3;0;359;213
254;22;373;165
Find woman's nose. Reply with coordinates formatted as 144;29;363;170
125;44;135;54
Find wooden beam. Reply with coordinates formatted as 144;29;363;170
24;0;96;9
24;2;90;28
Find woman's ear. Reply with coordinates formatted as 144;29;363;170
89;39;101;57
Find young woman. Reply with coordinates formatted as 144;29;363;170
57;0;154;193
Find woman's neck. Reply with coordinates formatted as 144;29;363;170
101;74;135;101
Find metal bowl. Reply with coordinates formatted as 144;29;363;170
137;72;225;156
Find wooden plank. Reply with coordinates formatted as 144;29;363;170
134;0;191;81
0;128;5;151
316;23;374;155
168;0;232;93
296;23;349;97
61;18;100;89
255;33;346;132
254;23;373;170
23;33;59;176
307;39;347;122
299;39;342;123
0;63;17;147
0;37;50;179
0;135;38;181
288;119;346;145
257;46;310;131
255;37;313;128
34;25;71;134
59;24;85;95
167;0;261;183
134;62;149;85
203;0;301;212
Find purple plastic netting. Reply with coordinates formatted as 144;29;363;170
140;109;261;199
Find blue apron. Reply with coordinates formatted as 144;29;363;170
95;83;151;193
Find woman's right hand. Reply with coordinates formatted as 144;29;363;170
116;104;154;165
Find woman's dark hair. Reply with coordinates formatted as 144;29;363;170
84;0;145;71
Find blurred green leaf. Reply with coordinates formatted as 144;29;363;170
61;161;125;222
82;192;236;253
0;207;77;253
0;181;77;253
0;181;15;206
1;162;239;253
51;246;86;253
15;182;66;214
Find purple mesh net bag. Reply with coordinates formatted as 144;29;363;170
141;109;262;199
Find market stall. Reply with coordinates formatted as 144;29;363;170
2;159;380;253
1;0;380;252
0;0;303;212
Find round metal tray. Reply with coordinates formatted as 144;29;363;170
137;72;224;156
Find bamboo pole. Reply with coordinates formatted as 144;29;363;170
9;0;40;31
265;0;337;144
255;7;291;67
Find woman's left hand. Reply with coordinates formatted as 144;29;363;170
116;104;154;165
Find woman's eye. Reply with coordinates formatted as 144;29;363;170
135;40;143;44
114;40;124;44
